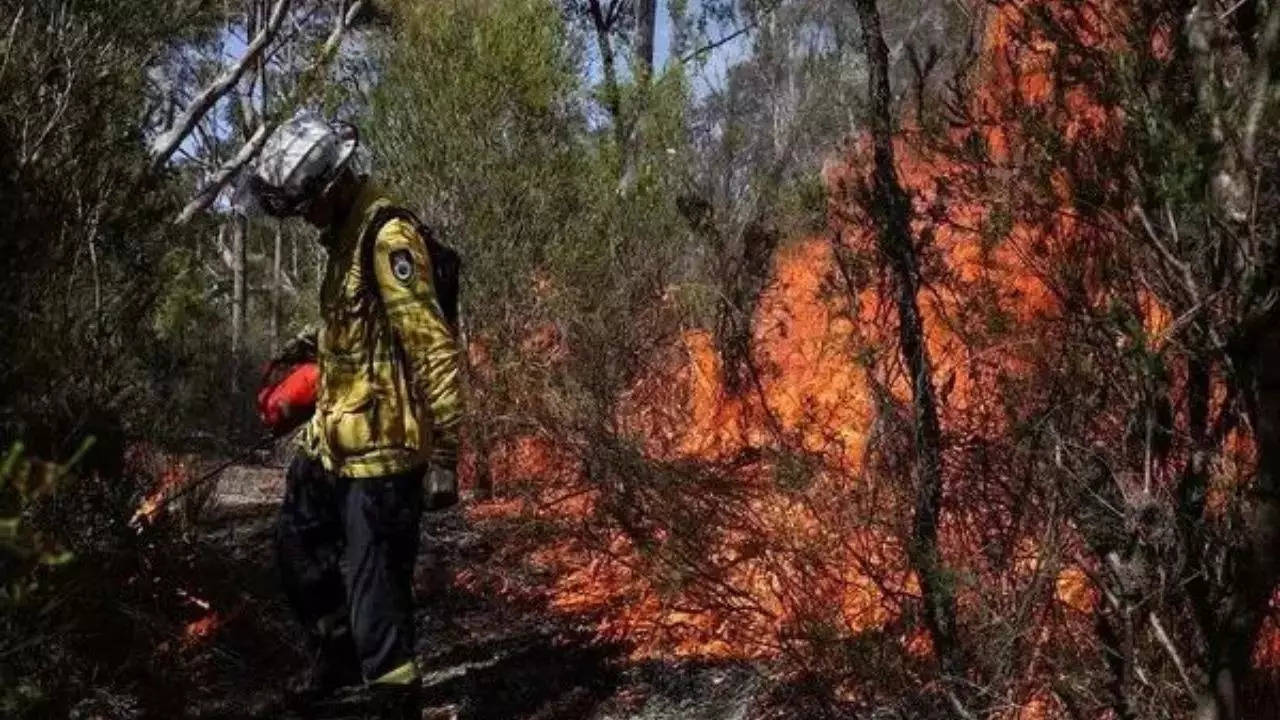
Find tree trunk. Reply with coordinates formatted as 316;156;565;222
470;420;494;501
230;213;248;402
88;233;101;323
716;216;779;395
239;0;261;131
271;222;282;352
618;0;657;189
632;0;656;83
1181;4;1280;715
586;0;625;154
852;0;962;680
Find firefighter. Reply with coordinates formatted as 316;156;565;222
236;115;463;712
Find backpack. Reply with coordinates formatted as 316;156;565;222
362;206;462;333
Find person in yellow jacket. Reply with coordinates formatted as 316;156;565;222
237;115;462;713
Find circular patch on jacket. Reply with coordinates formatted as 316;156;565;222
390;249;415;284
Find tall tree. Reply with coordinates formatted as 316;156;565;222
852;0;962;687
619;0;658;187
583;0;630;163
229;211;248;401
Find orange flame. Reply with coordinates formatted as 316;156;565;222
468;3;1280;708
127;444;194;528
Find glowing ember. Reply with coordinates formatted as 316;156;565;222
182;613;222;647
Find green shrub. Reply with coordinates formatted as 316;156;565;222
0;441;88;716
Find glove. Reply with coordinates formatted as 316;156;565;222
423;464;458;511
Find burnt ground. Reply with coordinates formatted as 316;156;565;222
54;456;1273;720
154;462;779;720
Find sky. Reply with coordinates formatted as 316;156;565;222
170;0;758;212
645;0;753;98
190;0;754;160
215;0;754;103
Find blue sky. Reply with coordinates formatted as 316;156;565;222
635;1;752;97
180;1;754;202
197;0;752;154
215;0;752;100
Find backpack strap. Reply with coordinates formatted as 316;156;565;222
361;206;463;334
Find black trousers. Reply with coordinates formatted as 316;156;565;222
276;454;424;683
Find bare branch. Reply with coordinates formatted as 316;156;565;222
148;0;291;172
323;0;364;57
173;0;365;224
1187;1;1251;220
1134;203;1198;303
0;5;24;81
174;123;270;225
1148;612;1196;696
680;1;782;64
681;20;761;64
944;690;978;720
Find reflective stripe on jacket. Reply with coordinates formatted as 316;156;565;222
302;181;463;478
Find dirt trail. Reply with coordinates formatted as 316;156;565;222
173;463;769;720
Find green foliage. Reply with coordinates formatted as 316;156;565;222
369;0;592;328
980;203;1014;251
368;0;700;415
0;441;89;716
0;442;87;606
772;450;816;494
0;0;214;457
152;249;217;344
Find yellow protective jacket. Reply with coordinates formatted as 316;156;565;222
298;181;463;478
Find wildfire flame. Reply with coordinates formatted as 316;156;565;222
461;4;1280;706
127;444;194;529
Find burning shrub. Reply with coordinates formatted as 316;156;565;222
0;433;252;718
448;2;1280;716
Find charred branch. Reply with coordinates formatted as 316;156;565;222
852;0;962;681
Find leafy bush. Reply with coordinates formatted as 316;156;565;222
0;442;86;715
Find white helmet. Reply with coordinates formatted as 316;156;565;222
235;113;359;217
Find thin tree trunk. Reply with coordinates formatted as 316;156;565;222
271;222;282;352
1097;605;1139;720
632;0;656;81
1182;5;1280;715
230;213;247;401
452;301;491;499
1179;352;1214;635
471;429;493;500
618;0;657;189
239;0;261;131
586;0;626;159
88;233;101;323
852;0;962;680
